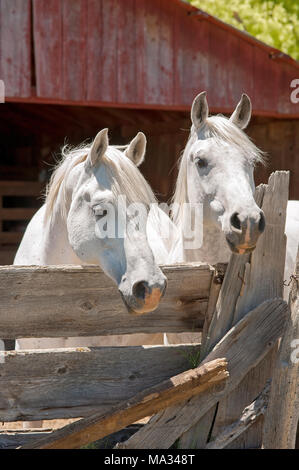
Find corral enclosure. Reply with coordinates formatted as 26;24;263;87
0;0;299;264
0;171;298;449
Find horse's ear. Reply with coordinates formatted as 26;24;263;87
87;128;109;168
191;91;209;129
230;94;252;129
125;132;147;167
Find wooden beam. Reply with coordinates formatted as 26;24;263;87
0;344;200;422
21;358;228;449
0;232;23;244
0;208;37;220
0;263;215;338
0;181;43;196
117;298;288;448
262;245;299;448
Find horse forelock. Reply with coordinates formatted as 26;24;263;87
44;143;157;223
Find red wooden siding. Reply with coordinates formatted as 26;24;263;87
1;0;299;116
0;0;31;97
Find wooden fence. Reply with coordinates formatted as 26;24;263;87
0;171;297;449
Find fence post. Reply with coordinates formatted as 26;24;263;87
262;244;299;448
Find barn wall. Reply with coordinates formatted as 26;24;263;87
30;0;299;115
1;0;298;117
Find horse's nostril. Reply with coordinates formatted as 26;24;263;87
230;212;241;231
132;281;148;300
259;212;266;233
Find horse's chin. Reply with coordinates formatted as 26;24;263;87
226;237;256;255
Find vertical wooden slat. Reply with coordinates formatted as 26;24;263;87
0;0;31;97
208;24;231;109
33;0;63;98
141;0;161;104
263;245;299;448
86;0;118;102
175;13;209;106
157;0;175;106
253;47;279;113
61;0;87;101
116;0;137;104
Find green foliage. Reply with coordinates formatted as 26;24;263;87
187;0;299;60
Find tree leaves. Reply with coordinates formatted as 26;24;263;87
188;0;299;60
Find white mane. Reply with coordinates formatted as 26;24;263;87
171;115;266;226
45;141;157;222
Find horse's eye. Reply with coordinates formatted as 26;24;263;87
196;158;208;169
93;207;108;218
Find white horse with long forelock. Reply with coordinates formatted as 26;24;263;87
14;129;178;350
169;91;266;266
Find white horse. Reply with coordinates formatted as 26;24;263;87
168;91;298;315
169;91;265;265
14;129;177;350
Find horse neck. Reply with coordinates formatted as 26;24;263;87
178;200;231;265
42;202;82;265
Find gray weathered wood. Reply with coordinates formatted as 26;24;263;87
22;358;228;449
262;245;299;449
0;430;52;449
0;344;200;422
206;382;270;449
119;298;288;448
185;171;288;448
177;181;266;448
0;263;214;338
211;171;289;448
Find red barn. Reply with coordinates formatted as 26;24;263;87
0;0;299;263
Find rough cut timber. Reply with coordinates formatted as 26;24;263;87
0;262;214;339
178;171;289;448
0;344;200;422
262;245;299;449
21;358;228;449
206;382;270;449
117;298;288;449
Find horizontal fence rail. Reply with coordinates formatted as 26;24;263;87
0;263;218;339
0;344;200;422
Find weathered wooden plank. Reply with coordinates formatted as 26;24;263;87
179;172;288;449
33;0;63;98
116;0;137;104
22;358;228;449
0;232;23;244
0;208;37;220
175;7;210;106
118;298;288;448
0;263;213;338
61;0;87;101
0;430;52;449
0;0;31;97
86;0;118;102
206;382;270;449
0;344;200;422
262;245;299;449
212;171;289;448
0;181;43;196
